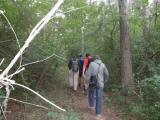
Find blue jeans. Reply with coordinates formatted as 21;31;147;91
88;87;103;115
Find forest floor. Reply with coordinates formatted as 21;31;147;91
67;88;122;120
6;85;123;120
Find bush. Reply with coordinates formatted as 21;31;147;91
129;75;160;120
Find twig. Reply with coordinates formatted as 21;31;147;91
1;77;16;90
0;0;64;79
7;67;25;78
0;10;22;67
13;82;66;112
2;86;10;113
19;53;66;69
0;0;65;113
0;105;7;120
0;58;5;66
0;40;12;44
63;5;89;14
0;97;49;110
51;5;89;19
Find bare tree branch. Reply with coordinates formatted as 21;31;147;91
0;0;64;79
0;97;49;110
13;82;66;111
0;58;5;66
7;67;25;78
18;53;66;69
0;105;7;120
0;10;22;67
0;0;65;113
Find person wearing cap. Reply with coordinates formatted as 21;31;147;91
87;55;109;119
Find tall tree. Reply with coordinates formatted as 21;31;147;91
119;0;134;90
143;0;150;42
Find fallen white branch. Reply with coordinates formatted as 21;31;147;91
0;105;7;120
1;77;14;90
13;82;66;112
0;0;65;113
7;67;25;78
2;86;10;113
0;96;49;110
2;77;15;84
0;10;22;66
0;0;64;79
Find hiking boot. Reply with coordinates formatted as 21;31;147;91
89;106;95;111
95;114;105;120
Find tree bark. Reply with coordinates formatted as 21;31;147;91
119;0;134;90
143;5;150;41
36;65;49;89
81;26;85;55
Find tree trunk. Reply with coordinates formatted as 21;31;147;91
119;0;134;90
81;26;85;55
154;0;158;25
143;5;150;41
36;65;49;89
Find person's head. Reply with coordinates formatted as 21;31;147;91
86;53;91;58
73;56;76;60
79;54;83;58
94;55;100;60
85;53;89;57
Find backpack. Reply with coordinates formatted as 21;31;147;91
89;63;101;89
72;59;79;72
68;60;72;70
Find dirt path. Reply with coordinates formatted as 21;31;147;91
69;89;122;120
6;87;123;120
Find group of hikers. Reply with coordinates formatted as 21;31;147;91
68;53;109;119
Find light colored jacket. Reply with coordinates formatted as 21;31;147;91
87;59;109;89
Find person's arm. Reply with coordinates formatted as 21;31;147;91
103;65;109;82
68;60;70;70
68;60;72;70
82;59;87;76
86;63;93;84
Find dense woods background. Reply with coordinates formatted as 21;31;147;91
0;0;160;120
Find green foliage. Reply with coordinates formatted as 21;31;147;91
47;111;57;119
142;75;160;104
105;97;111;108
61;112;79;120
0;89;5;103
124;75;160;120
0;0;160;120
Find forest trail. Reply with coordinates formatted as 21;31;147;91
6;84;123;120
69;89;122;120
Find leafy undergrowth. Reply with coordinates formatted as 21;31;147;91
109;76;160;120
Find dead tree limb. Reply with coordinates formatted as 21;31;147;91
0;0;65;113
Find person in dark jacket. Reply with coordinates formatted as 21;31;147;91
68;58;73;88
78;54;84;88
